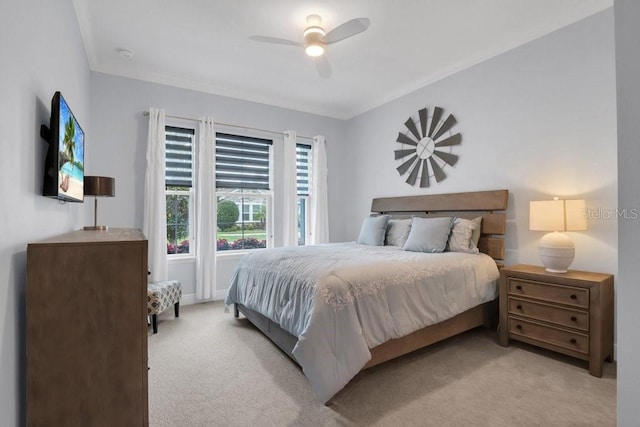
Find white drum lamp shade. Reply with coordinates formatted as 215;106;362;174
529;199;587;273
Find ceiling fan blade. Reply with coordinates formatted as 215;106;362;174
314;55;332;78
324;18;370;44
249;35;302;46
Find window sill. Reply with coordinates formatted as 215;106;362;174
216;250;251;260
167;248;269;263
167;255;196;264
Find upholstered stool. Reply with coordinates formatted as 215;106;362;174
147;280;181;333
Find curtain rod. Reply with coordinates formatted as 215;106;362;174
143;111;316;141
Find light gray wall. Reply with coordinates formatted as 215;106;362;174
342;10;617;278
1;3;626;424
88;73;347;299
0;0;91;425
614;0;640;424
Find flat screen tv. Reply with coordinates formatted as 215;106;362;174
42;91;84;202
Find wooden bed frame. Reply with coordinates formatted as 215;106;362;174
234;189;509;372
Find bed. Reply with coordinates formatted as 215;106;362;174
225;189;509;403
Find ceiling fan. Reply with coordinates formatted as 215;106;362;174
249;14;370;78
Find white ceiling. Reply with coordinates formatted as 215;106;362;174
72;0;612;120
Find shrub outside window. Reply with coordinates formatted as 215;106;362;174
216;191;269;251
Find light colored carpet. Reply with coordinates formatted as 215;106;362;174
148;302;616;426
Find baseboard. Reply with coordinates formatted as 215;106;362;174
181;290;227;306
157;291;226;321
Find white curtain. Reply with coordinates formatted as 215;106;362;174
310;135;329;244
196;117;217;300
143;108;168;282
282;130;298;247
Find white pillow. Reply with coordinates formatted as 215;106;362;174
357;215;390;246
385;219;412;247
403;217;454;253
447;217;480;254
470;216;483;247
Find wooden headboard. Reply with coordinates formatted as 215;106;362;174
371;189;509;263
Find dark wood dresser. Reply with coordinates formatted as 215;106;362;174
26;228;148;426
498;264;614;377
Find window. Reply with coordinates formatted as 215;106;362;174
216;133;272;251
165;126;195;255
297;143;311;245
164;128;279;254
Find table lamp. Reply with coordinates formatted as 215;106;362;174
83;176;115;230
529;198;587;273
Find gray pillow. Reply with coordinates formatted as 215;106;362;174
385;219;412;247
357;215;390;246
403;216;454;253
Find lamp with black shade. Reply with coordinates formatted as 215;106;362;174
83;176;115;230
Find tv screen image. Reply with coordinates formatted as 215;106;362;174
43;92;84;202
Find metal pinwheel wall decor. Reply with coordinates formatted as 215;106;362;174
394;106;461;187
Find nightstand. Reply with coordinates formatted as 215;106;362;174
498;264;614;377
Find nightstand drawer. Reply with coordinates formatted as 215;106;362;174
508;297;589;331
508;278;589;308
509;317;589;355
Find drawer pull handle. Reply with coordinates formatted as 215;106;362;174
570;338;577;344
570;294;577;300
571;316;577;322
516;285;522;290
516;324;522;330
516;305;522;310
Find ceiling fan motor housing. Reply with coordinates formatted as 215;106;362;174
304;26;325;56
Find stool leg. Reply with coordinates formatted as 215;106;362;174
152;314;158;334
174;302;180;318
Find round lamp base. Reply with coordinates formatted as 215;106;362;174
84;225;109;231
538;231;575;273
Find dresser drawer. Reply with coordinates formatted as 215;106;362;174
508;278;589;308
508;297;589;331
508;317;589;355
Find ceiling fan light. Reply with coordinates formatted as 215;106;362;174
305;43;325;57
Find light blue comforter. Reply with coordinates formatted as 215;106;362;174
225;242;499;403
